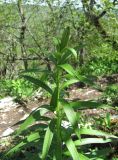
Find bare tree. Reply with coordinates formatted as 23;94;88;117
81;0;118;50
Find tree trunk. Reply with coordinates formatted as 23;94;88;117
17;0;28;70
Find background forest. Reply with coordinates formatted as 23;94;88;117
0;0;118;99
0;0;118;160
0;0;118;78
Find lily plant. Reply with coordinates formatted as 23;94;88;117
4;27;118;160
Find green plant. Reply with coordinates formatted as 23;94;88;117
79;55;118;77
11;79;35;99
0;79;34;100
102;84;118;106
94;113;111;130
2;28;118;160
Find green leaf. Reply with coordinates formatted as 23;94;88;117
16;106;50;135
105;112;111;128
59;47;77;64
87;147;113;159
65;138;79;160
6;141;25;156
63;73;95;87
60;27;70;51
41;120;54;160
66;47;77;59
62;100;81;138
69;100;108;110
79;128;117;138
61;78;79;89
27;132;40;142
76;74;94;86
59;64;76;77
49;54;57;64
65;137;89;160
53;37;60;46
74;138;114;146
6;132;40;156
63;101;78;127
53;37;61;52
78;153;90;160
22;75;53;95
50;87;58;109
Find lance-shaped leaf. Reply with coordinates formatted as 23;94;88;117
61;78;79;89
59;47;77;64
79;128;117;138
62;100;81;138
69;100;107;110
6;132;40;156
66;48;77;59
74;138;116;146
41;120;54;160
50;87;58;109
59;64;94;86
65;138;80;160
76;74;94;86
22;75;53;95
59;64;76;77
16;106;50;135
63;101;78;128
65;137;89;160
53;37;61;52
60;27;70;51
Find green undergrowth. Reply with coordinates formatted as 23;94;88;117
0;78;35;100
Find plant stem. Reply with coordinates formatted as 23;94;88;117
55;68;62;160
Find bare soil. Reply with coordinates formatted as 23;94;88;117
0;87;117;138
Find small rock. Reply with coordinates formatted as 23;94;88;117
1;127;14;137
84;90;95;96
0;97;18;111
61;121;71;129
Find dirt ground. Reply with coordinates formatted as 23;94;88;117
0;86;118;159
0;87;117;138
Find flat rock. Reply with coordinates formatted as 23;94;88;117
0;97;18;111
